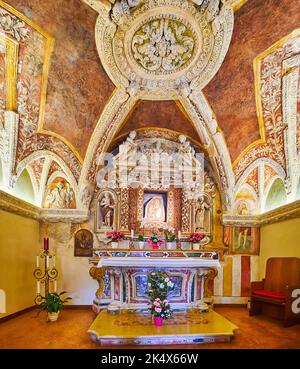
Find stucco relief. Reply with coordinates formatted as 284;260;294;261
245;167;259;195
94;0;233;96
264;165;278;191
0;7;29;41
235;34;300;180
131;17;196;74
0;3;82;196
29;157;45;188
44;177;76;209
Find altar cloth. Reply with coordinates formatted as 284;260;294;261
96;256;220;268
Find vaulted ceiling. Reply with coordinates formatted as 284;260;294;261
0;0;300;216
4;0;299;162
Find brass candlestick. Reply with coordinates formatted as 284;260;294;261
33;249;58;305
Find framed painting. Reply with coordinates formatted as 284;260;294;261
229;227;260;255
74;229;93;257
143;191;168;224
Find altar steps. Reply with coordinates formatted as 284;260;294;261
88;309;238;346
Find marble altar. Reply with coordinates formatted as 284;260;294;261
89;250;220;312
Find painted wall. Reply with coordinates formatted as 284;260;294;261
41;223;97;306
259;217;300;278
0;210;39;318
13;169;36;205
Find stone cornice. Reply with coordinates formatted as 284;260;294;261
223;200;300;227
0;190;89;222
40;209;90;223
0;190;40;220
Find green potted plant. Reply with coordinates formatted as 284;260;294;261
41;291;72;322
137;234;145;249
164;227;176;249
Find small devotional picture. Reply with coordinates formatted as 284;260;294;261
74;229;93;257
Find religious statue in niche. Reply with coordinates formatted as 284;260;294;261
44;178;75;209
194;196;211;233
96;191;116;232
74;229;93;257
230;227;260;255
143;192;167;225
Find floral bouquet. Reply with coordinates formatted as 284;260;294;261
148;271;174;300
148;298;173;320
188;233;206;243
106;231;125;242
147;235;165;249
164;226;176;242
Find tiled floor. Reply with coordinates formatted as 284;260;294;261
0;306;300;349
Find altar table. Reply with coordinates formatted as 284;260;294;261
89;250;220;312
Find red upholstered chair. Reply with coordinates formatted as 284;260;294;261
249;257;300;327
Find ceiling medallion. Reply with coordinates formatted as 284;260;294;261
95;0;234;98
131;15;197;74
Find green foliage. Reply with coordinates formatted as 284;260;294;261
138;235;144;241
41;291;72;313
148;271;174;300
165;234;176;242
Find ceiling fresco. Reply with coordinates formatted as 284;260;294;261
114;100;202;144
0;0;299;220
4;0;115;159
203;0;300;163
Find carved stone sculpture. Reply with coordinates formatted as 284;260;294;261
45;181;75;209
195;196;211;233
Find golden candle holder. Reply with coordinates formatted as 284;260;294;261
33;248;58;305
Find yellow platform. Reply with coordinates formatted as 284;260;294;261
88;309;238;346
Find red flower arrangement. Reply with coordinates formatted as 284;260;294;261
147;235;166;250
189;233;206;243
106;231;125;242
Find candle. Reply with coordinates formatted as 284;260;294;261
37;281;40;295
43;237;49;251
53;280;57;293
131;229;134;239
46;256;49;269
36;256;39;268
178;231;181;240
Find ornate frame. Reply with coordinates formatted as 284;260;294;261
136;186;175;231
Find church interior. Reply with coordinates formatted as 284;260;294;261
0;0;300;349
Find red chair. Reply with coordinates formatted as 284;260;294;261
249;257;300;326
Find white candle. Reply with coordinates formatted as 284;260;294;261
46;256;49;269
37;281;40;295
131;229;134;239
53;280;57;293
178;231;181;240
36;256;39;268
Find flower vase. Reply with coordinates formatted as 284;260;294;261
47;311;60;322
154;316;163;326
111;241;119;249
152;244;159;250
192;243;200;251
166;242;175;250
138;241;144;249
